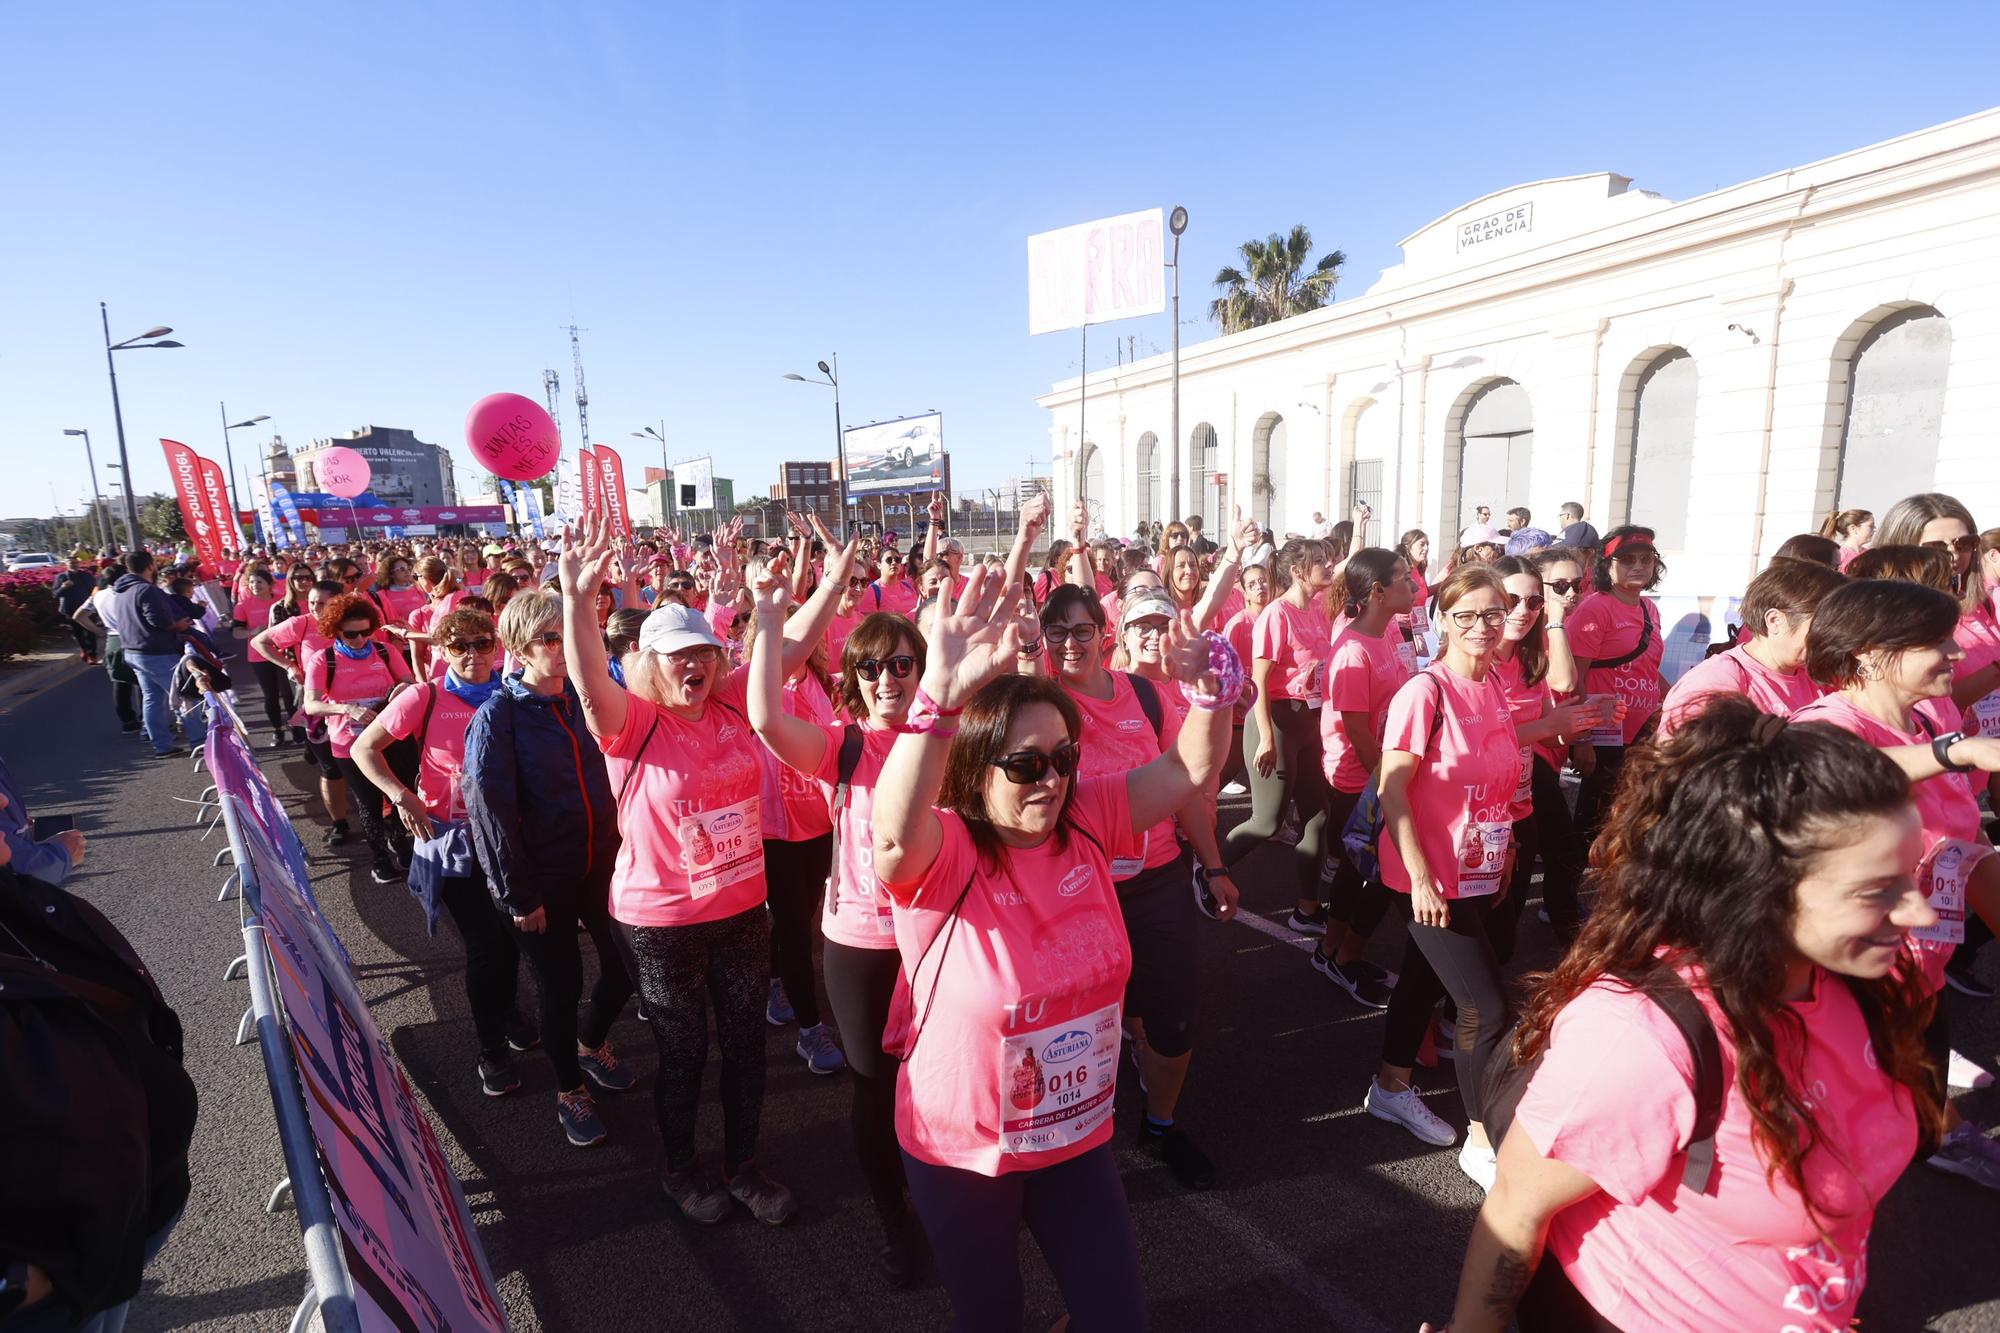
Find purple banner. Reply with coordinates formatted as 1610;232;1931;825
296;505;506;527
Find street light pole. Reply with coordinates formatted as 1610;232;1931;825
632;423;674;531
220;404;270;555
99;304;181;551
1168;205;1189;527
781;357;850;540
63;429;110;548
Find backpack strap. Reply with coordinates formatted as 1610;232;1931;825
1125;671;1165;742
617;709;663;804
1594;601;1657;671
415;682;440;757
825;723;869;918
1613;967;1727;1194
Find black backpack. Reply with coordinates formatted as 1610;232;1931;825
1481;966;1726;1195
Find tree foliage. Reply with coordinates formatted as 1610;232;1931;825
140;492;187;544
1210;225;1346;334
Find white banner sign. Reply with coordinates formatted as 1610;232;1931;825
1027;207;1166;335
678;456;715;511
844;414;945;496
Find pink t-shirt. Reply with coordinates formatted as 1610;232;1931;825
1956;606;2000;739
599;671;769;927
1068;673;1183;878
378;585;427;625
766;673;835;841
1320;622;1417;794
1377;664;1520;899
309;643;410;757
825;608;867;668
1566;593;1665;743
1658;645;1822;740
875;578;920;619
1252;599;1332;704
1794;692;1987;991
376;680;481;821
408;589;468;636
1518;970;1916;1332
234;593;277;631
882;776;1138;1176
262;608;329;671
1489;654;1548;821
803;723;901;950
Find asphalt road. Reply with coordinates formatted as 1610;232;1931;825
7;657;1999;1332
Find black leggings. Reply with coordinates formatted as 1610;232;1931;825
620;904;769;1173
1381;895;1509;1122
436;864;522;1061
1517;1258;1624;1331
1324;786;1396;938
1223;700;1330;901
251;659;298;738
902;1143;1146;1333
1528;756;1582;936
766;833;832;1029
510;863;633;1090
1571;743;1632;853
335;755;400;863
823;940;907;1227
1119;849;1199;1059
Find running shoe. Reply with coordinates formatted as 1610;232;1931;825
1945;962;1995;1000
369;861;402;885
556;1087;607;1147
660;1162;730;1225
1275;815;1303;845
1364;1078;1457;1147
1312;950;1393;1008
1138;1123;1217;1190
725;1161;798;1225
578;1042;635;1092
1286;905;1329;935
1947;1049;1996;1090
476;1054;520;1098
766;978;795;1026
505;1015;541;1052
1458;1139;1497;1192
878;1213;922;1289
1927;1122;2000;1190
1219;780;1249;796
324;820;351;848
796;1024;847;1075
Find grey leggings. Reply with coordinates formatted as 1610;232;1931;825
619;905;770;1172
1222;699;1330;900
1380;894;1509;1121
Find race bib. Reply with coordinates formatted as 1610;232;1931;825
680;796;764;899
1455;821;1513;898
1513;748;1533;805
1110;830;1152;881
1000;1001;1121;1157
1971;690;2000;740
1395;640;1419;675
1913;838;1988;947
1409;606;1432;637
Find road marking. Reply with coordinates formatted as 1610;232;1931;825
1231;910;1316;950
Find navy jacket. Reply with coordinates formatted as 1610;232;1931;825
461;673;621;917
110;573;183;654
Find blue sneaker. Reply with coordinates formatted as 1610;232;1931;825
556;1087;607;1147
796;1024;846;1075
766;978;795;1026
578;1042;635;1092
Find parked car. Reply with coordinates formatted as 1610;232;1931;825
5;552;58;571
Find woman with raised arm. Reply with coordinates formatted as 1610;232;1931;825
870;567;1237;1333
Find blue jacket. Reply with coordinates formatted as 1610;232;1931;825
461;673;621;917
110;573;184;654
0;752;73;887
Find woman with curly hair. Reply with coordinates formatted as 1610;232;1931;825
1429;695;1942;1332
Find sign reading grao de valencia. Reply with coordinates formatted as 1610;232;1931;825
1458;201;1534;252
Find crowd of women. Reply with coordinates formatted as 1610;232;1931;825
204;484;2000;1332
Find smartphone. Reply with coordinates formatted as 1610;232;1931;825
32;814;75;839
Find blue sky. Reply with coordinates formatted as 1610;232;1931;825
4;2;1997;523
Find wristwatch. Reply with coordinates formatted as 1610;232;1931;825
1194;866;1232;884
1933;729;1973;773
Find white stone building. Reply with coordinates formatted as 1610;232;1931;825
1039;108;2000;620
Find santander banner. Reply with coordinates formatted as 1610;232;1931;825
596;444;631;537
577;446;600;519
161;439;225;569
196;454;239;557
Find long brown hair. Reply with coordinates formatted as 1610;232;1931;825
938;675;1084;868
1513;696;1940;1227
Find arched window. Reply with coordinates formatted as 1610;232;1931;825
1251;412;1287;533
1451;379;1532;536
1837;307;1951;509
1627;349;1696;548
1189;423;1221;533
1345;397;1390;528
1135;432;1159;529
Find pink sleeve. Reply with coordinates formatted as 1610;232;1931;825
1379;674;1440;755
805;722;849;783
599;692;661;759
1069;774;1139;860
1565;600;1609;660
270;615;307;648
376;683;431;740
1513;986;1698;1205
1252;608;1287;663
883;808;978;905
1326;641;1370;712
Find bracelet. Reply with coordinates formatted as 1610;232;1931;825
913;686;963;719
1188;631;1253;712
1017;639;1045;658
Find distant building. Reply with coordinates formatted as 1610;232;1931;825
773;460;844;520
294;426;455;506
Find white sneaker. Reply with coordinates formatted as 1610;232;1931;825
1458;1139;1497;1192
1220;780;1249;796
1947;1048;1996;1089
1364;1078;1457;1147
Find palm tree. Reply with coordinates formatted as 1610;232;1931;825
1209;225;1346;334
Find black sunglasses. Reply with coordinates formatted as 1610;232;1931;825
339;628;373;642
991;741;1081;785
535;630;563;647
443;636;497;654
1503;592;1545;613
1924;535;1978;556
854;654;917;681
1544;577;1582;595
1044;624;1099;645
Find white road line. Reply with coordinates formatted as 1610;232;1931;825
1231;909;1317;950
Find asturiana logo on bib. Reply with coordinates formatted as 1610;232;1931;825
710;811;744;834
1042;1029;1092;1062
1057;865;1092;898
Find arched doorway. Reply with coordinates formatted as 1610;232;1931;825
1250;412;1288;534
1836;306;1951;508
1450;379;1532;537
1134;432;1160;532
1344;397;1390;529
1188;422;1221;535
1626;349;1696;548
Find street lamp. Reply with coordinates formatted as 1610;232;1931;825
631;423;675;530
1168;204;1188;526
63;429;111;549
782;355;849;539
100;304;182;551
220;405;270;554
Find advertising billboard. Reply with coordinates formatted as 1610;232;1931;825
1026;208;1166;335
677;456;715;511
843;413;945;496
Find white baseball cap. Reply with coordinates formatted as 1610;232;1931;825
1119;587;1178;628
638;603;726;655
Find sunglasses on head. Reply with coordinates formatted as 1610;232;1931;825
1544;577;1582;595
1503;592;1545;613
1924;535;1978;556
444;636;496;654
991;741;1081;785
854;654;916;681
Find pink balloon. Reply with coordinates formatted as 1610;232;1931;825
465;392;561;481
318;446;372;499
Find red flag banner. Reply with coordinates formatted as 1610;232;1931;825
161;439;225;569
596;445;631;537
196;454;238;558
577;447;599;519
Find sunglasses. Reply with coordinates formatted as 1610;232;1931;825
847;577;870;590
1503;592;1546;613
991;741;1081;786
534;631;564;647
1611;550;1658;565
1446;608;1508;629
339;628;373;642
443;636;497;654
1044;624;1099;646
1544;578;1582;595
1924;535;1978;556
854;654;917;681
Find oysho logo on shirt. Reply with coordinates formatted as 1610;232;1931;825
1117;718;1145;733
1057;865;1093;898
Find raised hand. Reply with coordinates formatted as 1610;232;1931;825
1071;499;1090;546
1161;620;1221;699
557;515;616;595
927;493;945;524
814;518;863;586
750;549;793;614
923;566;1026;710
1230;505;1260;559
1017;491;1052;544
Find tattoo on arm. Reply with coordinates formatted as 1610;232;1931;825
1482;1249;1534;1317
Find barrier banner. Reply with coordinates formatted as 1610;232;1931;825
293;506;509;528
595;445;631;537
162;439;226;570
203;713;508;1332
196;454;240;557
